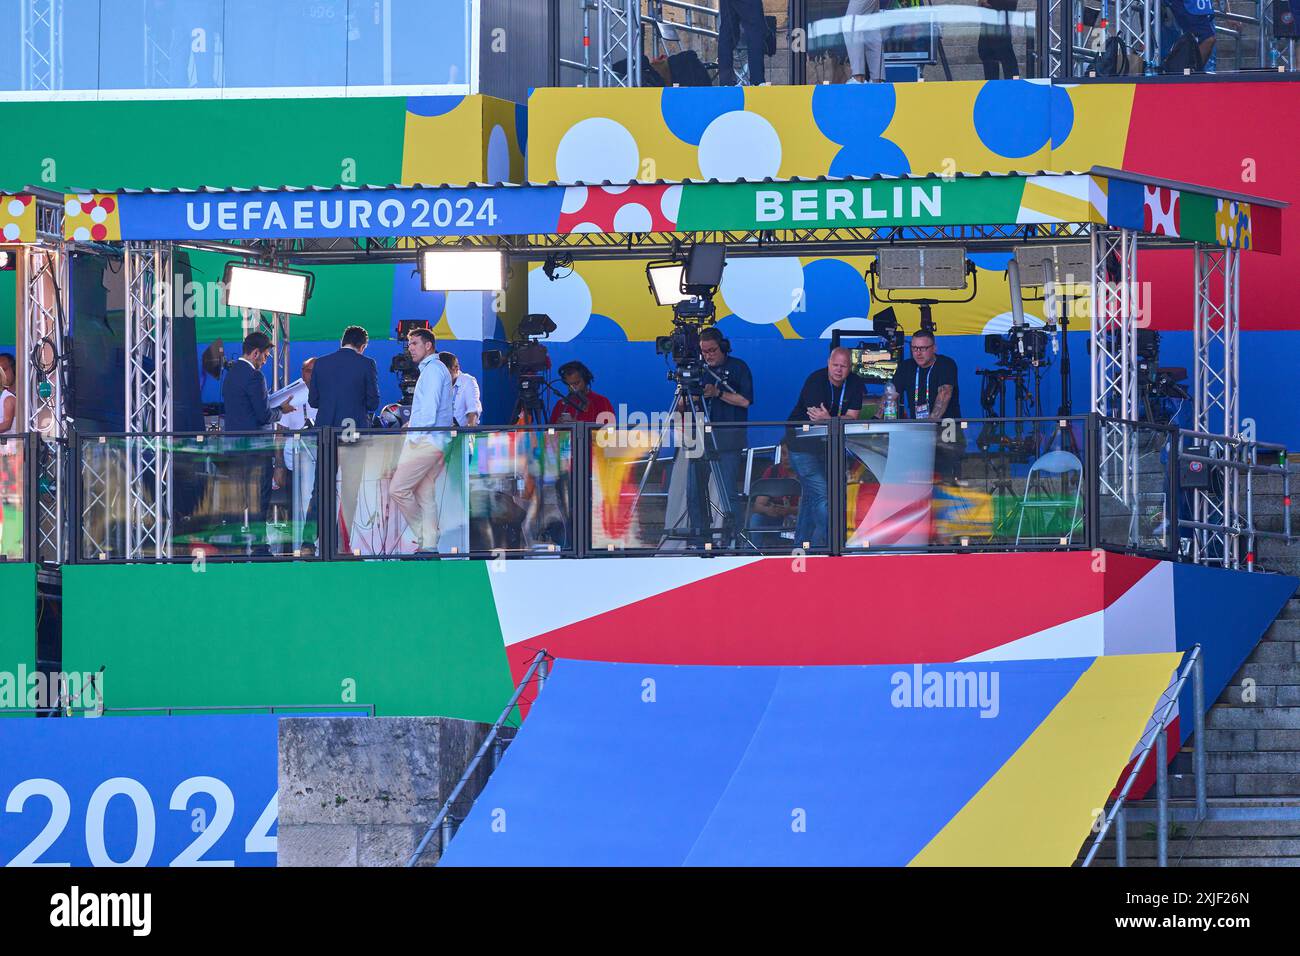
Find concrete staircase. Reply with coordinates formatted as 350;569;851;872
1086;463;1299;866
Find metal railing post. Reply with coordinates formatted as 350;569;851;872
574;423;588;558
1115;806;1127;867
439;815;456;856
1082;644;1200;867
408;649;552;866
1156;727;1169;867
1085;413;1100;551
24;432;37;564
1193;652;1207;820
829;418;845;556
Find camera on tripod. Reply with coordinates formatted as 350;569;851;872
984;326;1050;369
647;242;728;391
482;313;558;421
482;313;556;378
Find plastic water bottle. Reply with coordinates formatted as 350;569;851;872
882;384;898;421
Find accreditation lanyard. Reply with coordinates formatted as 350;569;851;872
914;364;934;415
829;380;847;416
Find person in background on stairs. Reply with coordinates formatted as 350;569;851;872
1162;0;1217;72
718;0;768;85
977;0;1021;78
844;0;885;82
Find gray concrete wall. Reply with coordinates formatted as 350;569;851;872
278;716;492;867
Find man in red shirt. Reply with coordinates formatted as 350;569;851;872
549;361;615;424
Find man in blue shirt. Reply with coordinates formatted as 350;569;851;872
304;325;380;551
221;332;295;553
389;327;454;553
222;332;295;431
1163;0;1216;70
689;328;753;543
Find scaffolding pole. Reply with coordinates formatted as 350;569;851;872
21;235;68;565
1091;226;1139;506
596;0;642;87
21;0;62;92
123;241;175;561
1191;244;1241;567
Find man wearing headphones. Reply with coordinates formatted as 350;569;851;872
693;327;753;539
549;361;615;424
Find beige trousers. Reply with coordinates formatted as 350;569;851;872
389;440;447;549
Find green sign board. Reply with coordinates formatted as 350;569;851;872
677;177;1028;231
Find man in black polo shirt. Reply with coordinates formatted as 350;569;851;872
786;347;865;548
888;330;964;480
687;327;753;542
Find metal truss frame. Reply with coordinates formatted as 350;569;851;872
1040;0;1158;77
79;435;119;561
21;235;68;565
1191;244;1241;567
1261;1;1295;71
144;5;172;89
123;242;175;560
178;222;1097;267
596;0;642;88
1040;0;1068;77
21;0;62;92
1090;227;1140;522
271;312;291;392
1115;0;1152;72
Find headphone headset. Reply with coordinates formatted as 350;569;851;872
700;328;731;354
557;360;594;387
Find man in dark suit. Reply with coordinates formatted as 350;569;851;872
222;331;295;554
306;325;381;551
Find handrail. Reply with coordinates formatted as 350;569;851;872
1175;427;1293;570
407;649;553;866
1081;644;1204;867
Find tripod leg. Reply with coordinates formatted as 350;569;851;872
626;386;691;546
688;394;763;552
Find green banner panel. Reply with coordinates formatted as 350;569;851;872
0;97;410;345
1178;192;1217;244
0;98;407;193
677;177;1027;231
0;562;37;678
62;562;513;721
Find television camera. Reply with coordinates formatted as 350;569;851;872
390;318;432;406
482;312;559;424
647;243;727;394
1136;329;1190;423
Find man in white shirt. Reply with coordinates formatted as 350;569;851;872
438;351;482;427
389;328;454;553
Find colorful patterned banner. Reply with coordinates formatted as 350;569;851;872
0;194;36;243
67;173;1278;251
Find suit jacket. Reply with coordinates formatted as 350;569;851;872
308;347;381;430
222;358;280;432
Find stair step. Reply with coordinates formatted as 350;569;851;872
1207;707;1300;729
1091;837;1300;857
1215;686;1300;707
1226;664;1300;685
1166;773;1300;797
1088;857;1300;867
1243;641;1296;663
1264;619;1300;640
1172;752;1300;773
